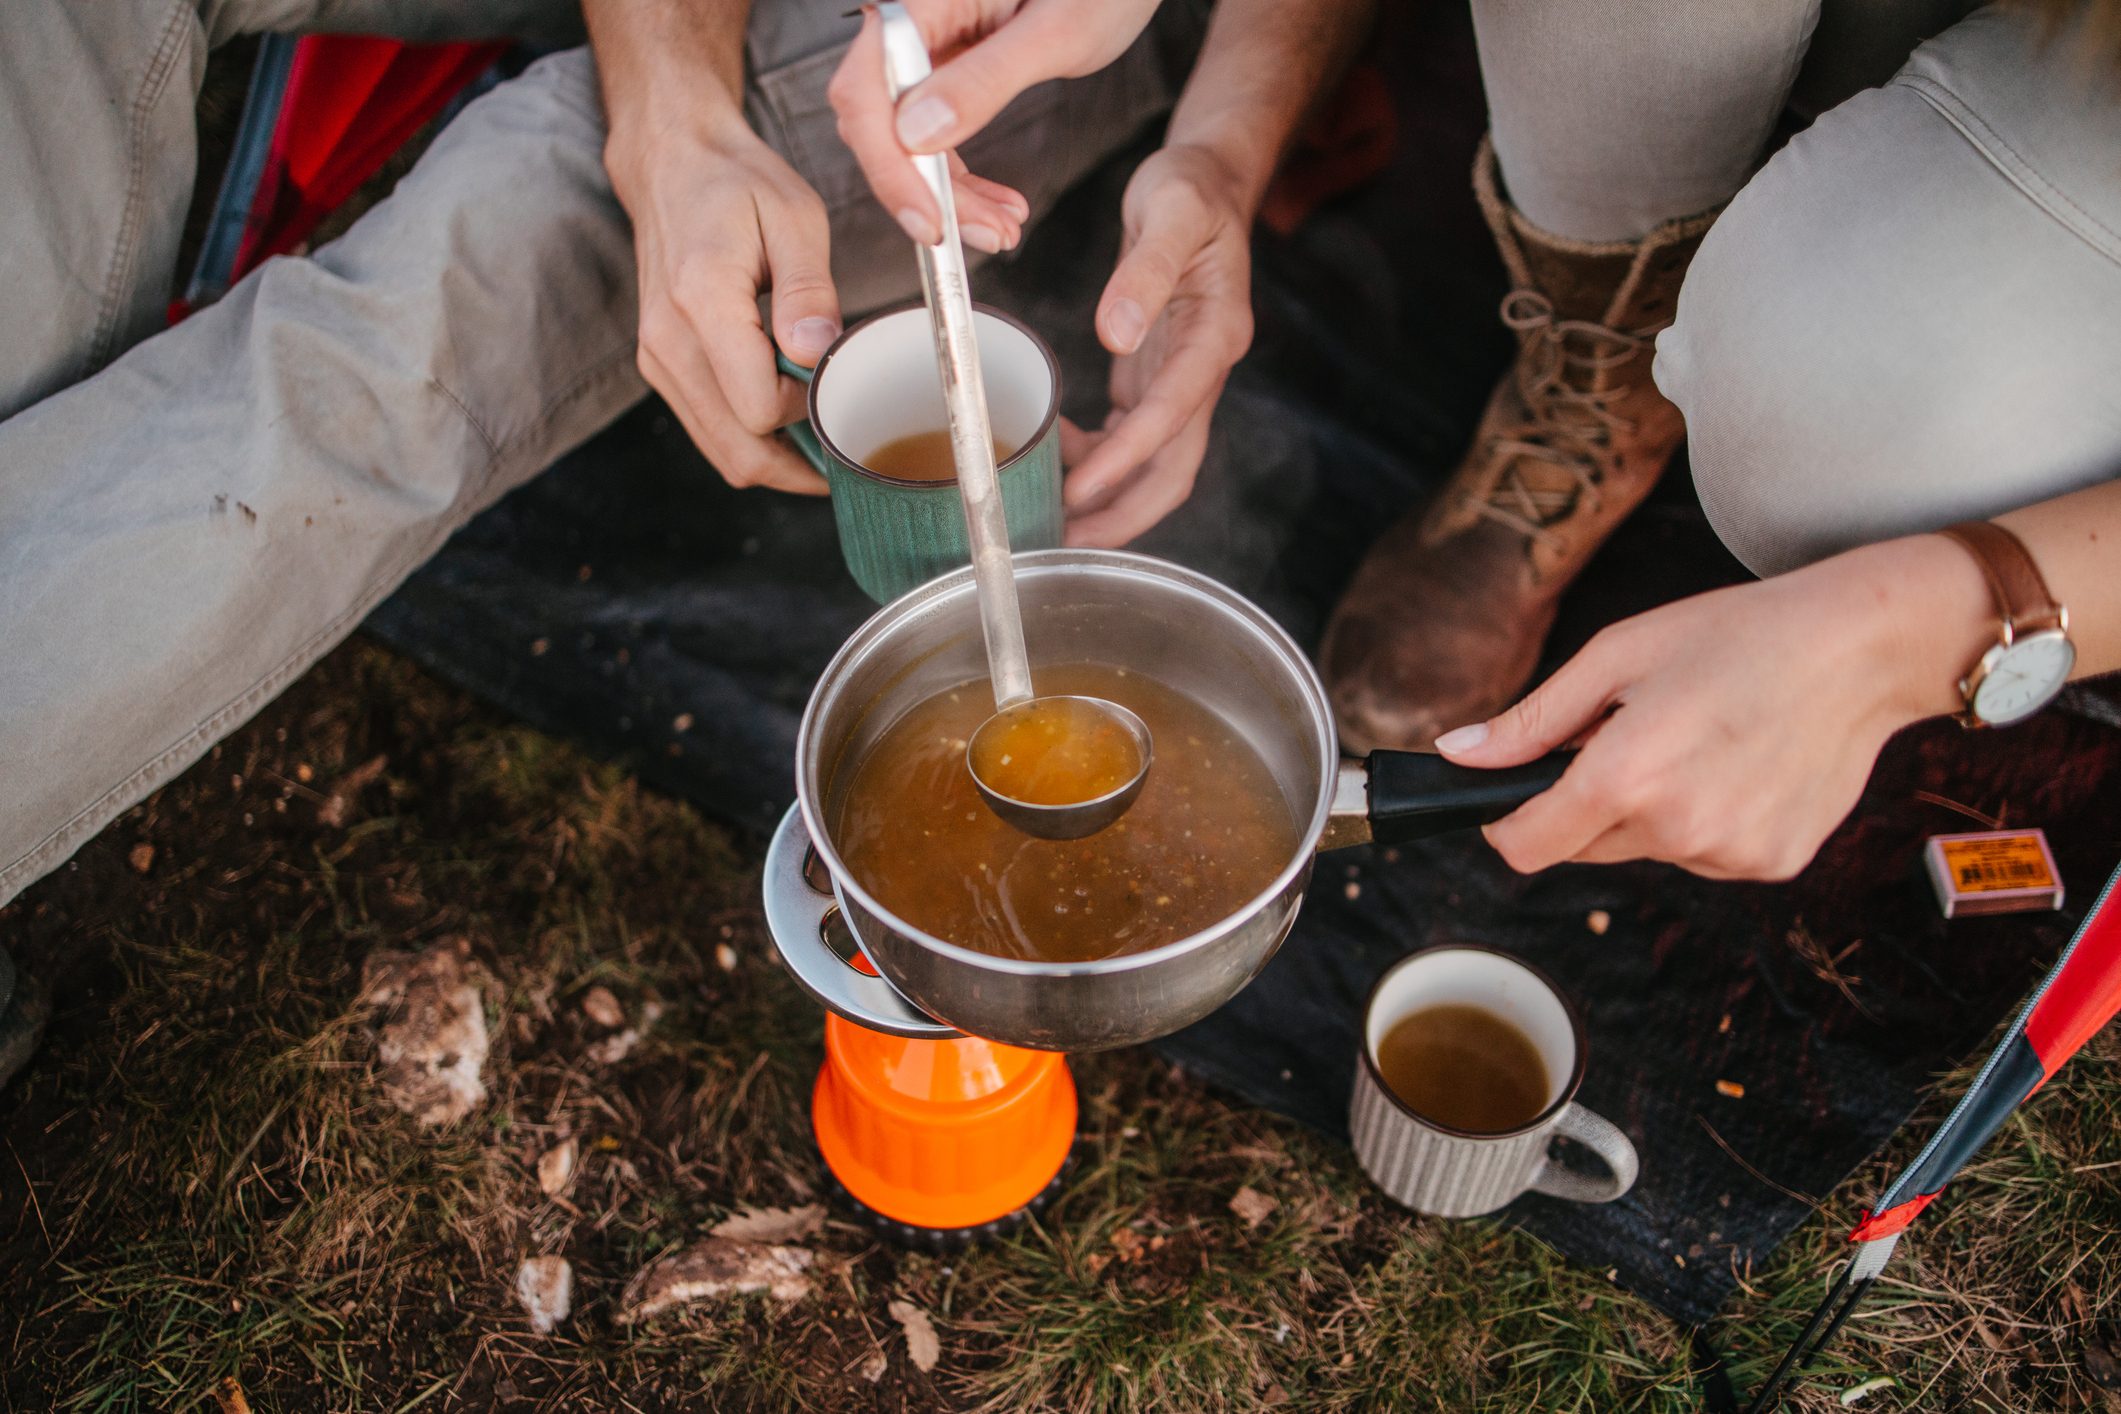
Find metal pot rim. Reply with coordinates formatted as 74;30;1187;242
795;548;1338;979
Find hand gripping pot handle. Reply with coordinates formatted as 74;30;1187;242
1367;751;1571;844
1527;1102;1640;1204
764;805;960;1040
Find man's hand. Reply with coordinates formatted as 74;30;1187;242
588;0;1027;493
828;0;1162;243
610;118;839;493
1061;145;1254;547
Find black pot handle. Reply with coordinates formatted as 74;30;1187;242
1365;750;1572;846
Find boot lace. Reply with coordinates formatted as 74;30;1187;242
1473;289;1647;545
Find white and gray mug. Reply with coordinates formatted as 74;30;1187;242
1349;945;1639;1218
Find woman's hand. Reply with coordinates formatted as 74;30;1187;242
828;0;1163;243
1061;144;1255;547
1434;535;1998;880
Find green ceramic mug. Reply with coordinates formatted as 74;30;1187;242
779;302;1064;604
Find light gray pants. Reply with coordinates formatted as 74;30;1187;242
0;0;1188;907
1473;0;2121;575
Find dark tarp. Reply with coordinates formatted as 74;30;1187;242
366;8;2121;1324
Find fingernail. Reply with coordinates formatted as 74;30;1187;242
1434;723;1489;754
895;207;939;245
961;223;1004;254
788;317;840;358
895;95;956;151
1105;297;1146;353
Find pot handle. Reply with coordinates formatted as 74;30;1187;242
763;805;961;1040
1337;750;1571;849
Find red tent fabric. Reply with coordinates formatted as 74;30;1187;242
231;36;504;280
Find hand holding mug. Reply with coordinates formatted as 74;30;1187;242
602;39;1025;495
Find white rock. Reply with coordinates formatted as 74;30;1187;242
514;1255;573;1334
359;940;489;1126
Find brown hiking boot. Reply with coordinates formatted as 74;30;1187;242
1320;138;1719;753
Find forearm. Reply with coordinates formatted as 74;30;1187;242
582;0;755;193
1836;479;2121;723
1164;0;1377;215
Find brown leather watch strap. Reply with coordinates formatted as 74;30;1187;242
1939;520;2065;637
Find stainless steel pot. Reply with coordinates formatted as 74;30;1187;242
765;549;1564;1052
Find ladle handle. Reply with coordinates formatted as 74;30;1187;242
879;4;1034;711
1364;750;1572;845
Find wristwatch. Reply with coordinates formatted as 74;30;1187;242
1938;520;2074;727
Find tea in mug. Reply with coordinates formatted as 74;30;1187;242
1376;1004;1549;1132
861;428;1013;482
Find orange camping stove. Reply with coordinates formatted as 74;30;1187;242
763;820;1078;1245
813;1013;1077;1246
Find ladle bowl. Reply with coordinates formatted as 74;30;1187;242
965;694;1153;839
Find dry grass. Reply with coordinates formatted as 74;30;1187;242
5;638;2119;1412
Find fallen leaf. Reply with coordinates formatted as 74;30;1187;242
514;1255;573;1334
1229;1186;1279;1230
1715;1079;1745;1099
213;1377;251;1414
359;939;488;1126
712;1204;824;1244
317;754;388;828
2087;1341;2121;1391
581;986;625;1029
1839;1375;1894;1405
889;1299;940;1373
536;1138;578;1197
859;1350;888;1383
617;1239;815;1323
2064;1280;2090;1325
128;843;155;874
586;1028;642;1065
1111;1227;1146;1263
1225;1142;1290;1167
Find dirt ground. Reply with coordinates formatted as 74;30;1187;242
5;637;2120;1413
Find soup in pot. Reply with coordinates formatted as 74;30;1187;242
833;663;1299;964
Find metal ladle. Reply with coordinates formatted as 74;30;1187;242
877;3;1151;841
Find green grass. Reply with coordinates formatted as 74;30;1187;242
5;638;2120;1412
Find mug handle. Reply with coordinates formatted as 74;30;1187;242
1527;1102;1640;1204
774;351;831;477
762;804;960;1040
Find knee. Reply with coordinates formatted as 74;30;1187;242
1652;191;1860;580
1655;68;2121;580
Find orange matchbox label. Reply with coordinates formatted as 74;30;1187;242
1938;835;2057;894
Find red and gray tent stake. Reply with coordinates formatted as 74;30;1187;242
1747;859;2121;1411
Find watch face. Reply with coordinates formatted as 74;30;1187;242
1972;631;2075;725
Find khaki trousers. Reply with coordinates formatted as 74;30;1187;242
0;0;1196;906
